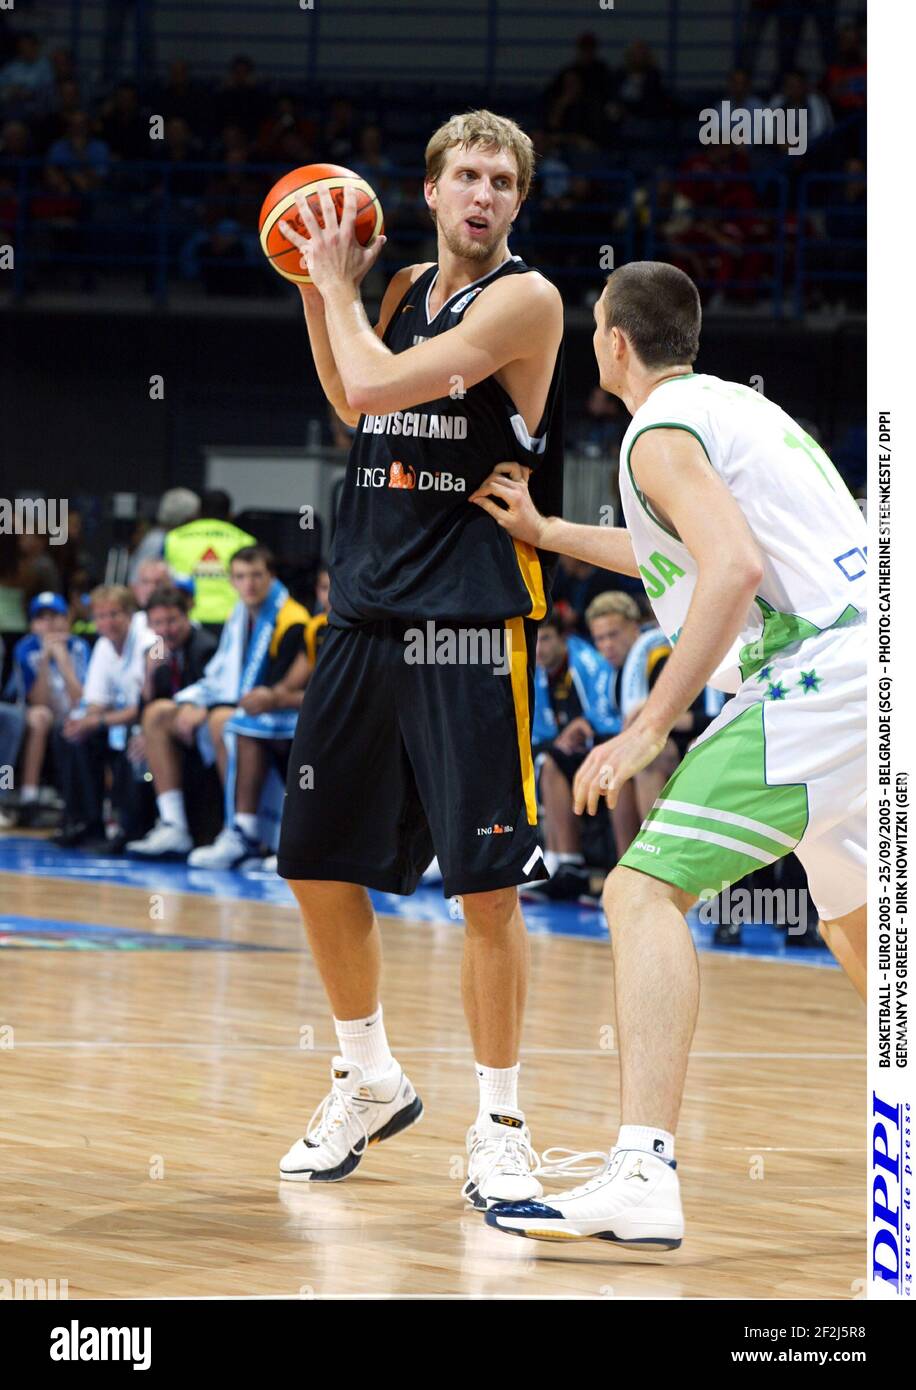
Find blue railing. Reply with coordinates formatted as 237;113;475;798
0;158;864;316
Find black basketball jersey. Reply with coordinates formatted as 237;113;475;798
329;254;565;627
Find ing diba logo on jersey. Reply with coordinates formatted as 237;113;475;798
355;461;467;493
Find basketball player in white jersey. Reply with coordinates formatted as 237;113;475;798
471;261;866;1246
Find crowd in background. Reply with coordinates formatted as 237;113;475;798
0;9;866;308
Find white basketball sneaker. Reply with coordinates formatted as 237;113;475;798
463;1109;546;1209
188;824;260;869
485;1147;684;1248
278;1057;423;1183
125;819;192;859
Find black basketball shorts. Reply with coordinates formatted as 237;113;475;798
277;616;548;898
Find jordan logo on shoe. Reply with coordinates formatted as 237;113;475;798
626;1157;650;1182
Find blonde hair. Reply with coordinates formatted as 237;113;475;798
585;591;642;626
90;584;136;614
425;110;535;202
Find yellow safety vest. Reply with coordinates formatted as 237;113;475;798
164;519;257;625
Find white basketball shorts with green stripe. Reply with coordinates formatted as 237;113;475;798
619;622;866;922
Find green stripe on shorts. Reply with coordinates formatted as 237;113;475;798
619;703;809;899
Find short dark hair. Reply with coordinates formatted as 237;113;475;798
146;585;192;615
230;544;275;573
538;614;563;635
201;488;232;520
602;261;701;369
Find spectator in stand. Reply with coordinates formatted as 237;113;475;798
53;583;156;849
128;487;200;583
530;615;619;890
714;67;766;122
825;23;867;113
0;32;55;116
16;532;62;609
608;40;669;121
255;93;316;164
132;556;171;614
156;116;205;202
157;60;208;135
544;32;612;146
9;592;90;827
324;96;358;163
99;81;149;162
125;583;219;823
126;546;309;864
552;554;643;633
575;385;628;457
771;68;834;144
46;111;111;195
164;489;255;629
36;77;83;150
304;564;331;676
738;1;837;84
214;56;268;139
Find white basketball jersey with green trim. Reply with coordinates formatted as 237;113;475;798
618;373;867;693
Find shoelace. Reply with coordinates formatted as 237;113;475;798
305;1084;368;1150
535;1147;611;1181
468;1129;609;1186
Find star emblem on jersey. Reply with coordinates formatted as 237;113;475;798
798;669;822;693
756;665;773;683
766;680;787;701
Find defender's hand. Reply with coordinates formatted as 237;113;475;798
573;722;669;816
469;465;545;547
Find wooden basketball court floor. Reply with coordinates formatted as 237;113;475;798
0;845;865;1300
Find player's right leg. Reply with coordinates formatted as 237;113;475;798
819;904;866;1000
275;622;430;1182
277;880;422;1182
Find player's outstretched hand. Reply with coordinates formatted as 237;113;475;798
279;183;386;294
572;722;669;816
469;464;545;546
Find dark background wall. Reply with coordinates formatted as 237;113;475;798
3;307;865;498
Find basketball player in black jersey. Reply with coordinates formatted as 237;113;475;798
273;112;566;1209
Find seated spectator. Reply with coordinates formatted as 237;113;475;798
35;76;82;150
713;67;766;122
53;584;156;849
586;591;723;858
324;96;357;162
9;591;90;827
132;556;172;618
826;23;867;113
164;489;256;628
608;40;669;122
771;68;834;145
531;614;619;884
255;93;317;164
575;385;628;457
0;632;26;825
46;111;111;195
157;60;208;135
99;80;149;162
552;553;643;632
125;583;219;829
126;545;309;863
0;31;54;117
213;56;268;138
304;564;331;674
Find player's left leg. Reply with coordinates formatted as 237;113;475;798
460;886;543;1208
487;866;693;1247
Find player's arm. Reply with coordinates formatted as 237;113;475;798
296;265;424;428
324;271;562;415
572;430;764;815
469;471;640;577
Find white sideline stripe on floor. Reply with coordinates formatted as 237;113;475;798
8;1042;865;1059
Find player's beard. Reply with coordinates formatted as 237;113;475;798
439;214;504;263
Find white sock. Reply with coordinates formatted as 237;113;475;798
334;1005;394;1083
614;1124;675;1162
475;1061;520;1115
235;812;259;840
20;785;39;804
157;790;187;831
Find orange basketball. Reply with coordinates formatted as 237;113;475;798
258;162;384;285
